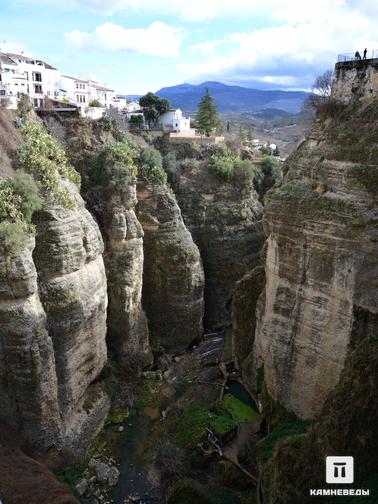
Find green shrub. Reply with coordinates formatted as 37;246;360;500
16;122;80;208
0;171;42;251
91;140;139;187
98;114;124;141
260;156;281;178
180;158;200;171
163;151;178;176
89;99;102;107
138;146;167;184
234;159;262;181
209;153;236;182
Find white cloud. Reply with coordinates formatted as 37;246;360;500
64;21;184;58
1;41;31;56
178;1;378;87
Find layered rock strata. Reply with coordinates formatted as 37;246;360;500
249;101;378;419
137;181;205;354
102;179;152;370
173;163;264;329
0;181;110;456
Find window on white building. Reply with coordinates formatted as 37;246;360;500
34;84;43;94
33;72;42;82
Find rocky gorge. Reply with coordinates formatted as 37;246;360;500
0;58;377;504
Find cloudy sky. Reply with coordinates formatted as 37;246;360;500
1;0;378;94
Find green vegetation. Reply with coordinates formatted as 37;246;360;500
0;171;42;251
234;159;261;180
195;87;221;137
16;122;80;208
104;412;129;427
163;151;178;178
134;379;160;410
90;139;139;191
258;420;309;461
259;156;281;178
128;114;144;127
220;394;258;423
89;99;102;107
57;463;86;497
98;114;124;141
209;153;236;181
139;146;167;184
167;479;211;504
172;406;237;449
209;149;260;183
139;92;170;127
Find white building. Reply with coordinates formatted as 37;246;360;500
157;108;191;132
0;52;61;108
88;81;114;108
60;75;89;107
125;100;141;113
0;51;115;116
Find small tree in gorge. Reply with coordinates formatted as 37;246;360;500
195;88;221;137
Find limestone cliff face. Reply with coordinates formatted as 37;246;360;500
172;163;264;329
0;237;62;452
260;332;378;504
0;180;110;456
137;181;204;354
102;179;152;370
250;101;378;419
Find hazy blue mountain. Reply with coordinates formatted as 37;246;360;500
155;81;308;114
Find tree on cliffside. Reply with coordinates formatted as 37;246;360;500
304;70;333;112
139;92;170;127
195;88;221;137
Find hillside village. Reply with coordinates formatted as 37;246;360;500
0;51;196;131
0;51;284;156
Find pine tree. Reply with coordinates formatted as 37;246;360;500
195;88;221;137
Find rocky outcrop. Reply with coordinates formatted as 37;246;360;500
172;162;264;329
251;100;378;419
102;179;152;370
232;266;265;395
137;181;204;354
0;237;62;452
0;180;110;456
260;332;378;504
0;421;78;504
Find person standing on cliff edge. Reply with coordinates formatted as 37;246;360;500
355;51;361;60
363;48;367;59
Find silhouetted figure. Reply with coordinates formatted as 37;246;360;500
363;48;367;60
355;51;361;60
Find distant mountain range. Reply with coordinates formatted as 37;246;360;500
153;81;308;115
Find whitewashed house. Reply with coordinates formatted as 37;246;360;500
125;100;141;113
111;96;128;111
60;75;90;107
88;81;114;108
0;52;61;108
157;108;191;132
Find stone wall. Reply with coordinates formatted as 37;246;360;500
332;59;378;102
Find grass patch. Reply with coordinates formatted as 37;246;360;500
134;379;160;410
220;394;258;423
172;407;237;449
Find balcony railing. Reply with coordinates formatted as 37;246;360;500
337;49;378;62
